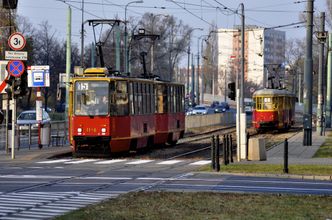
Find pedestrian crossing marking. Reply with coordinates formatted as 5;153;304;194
157;160;182;165
94;159;127;164
189;160;211;165
64;159;99;164
36;159;212;167
37;159;72;164
125;160;154;165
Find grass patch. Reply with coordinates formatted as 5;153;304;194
314;135;332;158
199;163;332;176
55;191;332;220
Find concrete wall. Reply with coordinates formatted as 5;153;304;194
185;112;235;130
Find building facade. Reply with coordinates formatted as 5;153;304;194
217;26;285;96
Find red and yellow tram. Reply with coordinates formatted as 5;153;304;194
68;67;185;156
252;89;296;131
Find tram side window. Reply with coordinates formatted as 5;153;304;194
129;82;134;115
146;84;151;114
156;84;163;113
163;85;168;113
151;84;155;113
115;81;129;116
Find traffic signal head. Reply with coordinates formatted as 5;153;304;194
228;82;236;101
2;0;18;9
12;71;28;98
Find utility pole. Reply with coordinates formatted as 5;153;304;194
191;53;195;106
326;33;332;128
237;3;247;161
65;6;71;136
80;0;84;67
316;12;327;135
187;45;190;97
303;0;314;146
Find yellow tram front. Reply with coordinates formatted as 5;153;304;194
252;89;296;131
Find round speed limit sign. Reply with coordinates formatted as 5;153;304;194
8;32;26;51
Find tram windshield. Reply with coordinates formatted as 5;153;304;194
74;81;109;116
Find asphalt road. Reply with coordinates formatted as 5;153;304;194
0;157;331;219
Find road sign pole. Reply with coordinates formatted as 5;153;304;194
11;85;16;159
36;87;42;149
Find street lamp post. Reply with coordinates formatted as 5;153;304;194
124;0;143;75
197;35;208;105
186;28;203;97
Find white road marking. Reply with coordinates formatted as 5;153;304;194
189;160;211;165
64;159;99;164
94;159;127;164
37;159;72;164
126;160;154;165
157;160;183;165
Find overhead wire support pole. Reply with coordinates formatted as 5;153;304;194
80;0;84;68
303;0;314;146
124;0;144;76
317;12;326;136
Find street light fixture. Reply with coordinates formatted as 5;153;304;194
124;0;143;75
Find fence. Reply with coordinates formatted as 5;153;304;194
0;121;68;151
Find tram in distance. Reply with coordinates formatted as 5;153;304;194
252;88;297;131
68;67;185;156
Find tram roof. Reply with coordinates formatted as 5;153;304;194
253;88;296;97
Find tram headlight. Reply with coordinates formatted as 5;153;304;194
101;128;106;133
77;128;82;133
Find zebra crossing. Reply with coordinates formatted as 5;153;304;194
36;158;211;167
0;191;121;220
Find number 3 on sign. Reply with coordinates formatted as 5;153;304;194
8;32;26;51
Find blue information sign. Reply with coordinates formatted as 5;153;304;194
7;60;25;77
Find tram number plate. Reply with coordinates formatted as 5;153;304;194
77;83;89;91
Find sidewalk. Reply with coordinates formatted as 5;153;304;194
240;130;332;165
0;145;71;162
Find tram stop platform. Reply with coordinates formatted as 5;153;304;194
240;129;332;165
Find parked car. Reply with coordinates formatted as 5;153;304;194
214;102;230;113
210;101;220;108
191;105;210;115
17;110;51;132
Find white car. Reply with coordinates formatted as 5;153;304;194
17;110;51;132
191;105;209;115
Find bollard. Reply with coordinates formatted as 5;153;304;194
246;132;250;160
229;135;234;163
211;136;216;170
216;135;220;172
223;135;227;165
283;138;289;173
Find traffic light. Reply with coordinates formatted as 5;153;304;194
4;75;15;99
13;71;28;98
2;0;18;9
228;82;236;101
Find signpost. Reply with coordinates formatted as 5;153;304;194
6;32;27;159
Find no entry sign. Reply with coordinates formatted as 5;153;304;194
7;60;25;77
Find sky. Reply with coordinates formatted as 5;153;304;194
17;0;328;59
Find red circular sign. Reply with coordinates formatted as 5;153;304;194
8;32;26;51
7;60;25;77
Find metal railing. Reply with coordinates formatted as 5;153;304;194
0;121;68;151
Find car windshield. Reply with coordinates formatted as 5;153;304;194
194;106;206;110
18;112;36;120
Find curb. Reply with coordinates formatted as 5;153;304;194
194;171;332;181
